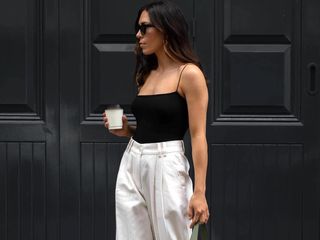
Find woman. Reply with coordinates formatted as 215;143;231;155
103;1;209;239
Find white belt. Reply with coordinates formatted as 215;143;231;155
126;137;185;155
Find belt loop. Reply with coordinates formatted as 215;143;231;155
160;142;167;156
126;138;134;152
181;140;185;153
140;144;143;156
157;143;161;155
156;142;162;157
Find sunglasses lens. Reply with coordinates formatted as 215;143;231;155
136;24;154;35
140;25;146;35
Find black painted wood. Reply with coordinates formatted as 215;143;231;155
1;0;320;239
0;143;46;240
195;1;320;239
302;0;320;240
0;0;59;239
7;143;20;240
211;144;303;240
80;143;126;240
0;143;7;240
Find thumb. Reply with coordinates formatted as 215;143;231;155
122;114;128;122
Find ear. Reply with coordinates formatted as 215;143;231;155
163;38;168;46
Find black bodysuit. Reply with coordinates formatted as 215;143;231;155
131;66;189;143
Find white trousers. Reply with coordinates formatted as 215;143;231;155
115;138;193;240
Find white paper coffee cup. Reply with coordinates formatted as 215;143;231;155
105;106;123;130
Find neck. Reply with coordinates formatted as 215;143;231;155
155;48;181;72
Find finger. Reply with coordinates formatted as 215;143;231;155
190;212;200;228
203;211;210;224
122;115;128;123
190;217;198;228
104;122;109;129
199;212;208;224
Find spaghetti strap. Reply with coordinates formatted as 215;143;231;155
176;64;189;91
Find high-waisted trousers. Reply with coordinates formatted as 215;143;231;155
115;138;193;240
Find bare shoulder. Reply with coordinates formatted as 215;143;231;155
180;63;207;94
182;64;204;79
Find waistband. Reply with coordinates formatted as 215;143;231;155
125;137;185;155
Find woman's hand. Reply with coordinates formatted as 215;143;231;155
102;112;131;137
188;192;210;228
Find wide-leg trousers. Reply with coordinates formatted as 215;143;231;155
115;138;193;240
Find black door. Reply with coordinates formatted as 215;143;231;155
0;0;60;239
1;0;319;240
196;0;320;239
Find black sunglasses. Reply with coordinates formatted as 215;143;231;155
136;23;155;35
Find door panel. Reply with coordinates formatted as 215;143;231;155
0;0;44;126
0;0;43;121
224;0;294;37
216;0;301;124
211;144;303;240
0;143;46;240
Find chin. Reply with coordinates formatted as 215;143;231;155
141;48;153;55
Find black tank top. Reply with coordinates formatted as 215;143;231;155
131;65;189;143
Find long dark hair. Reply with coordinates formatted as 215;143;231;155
134;0;202;88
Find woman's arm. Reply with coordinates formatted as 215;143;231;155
127;124;136;137
180;64;209;228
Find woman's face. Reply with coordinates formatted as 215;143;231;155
136;10;165;55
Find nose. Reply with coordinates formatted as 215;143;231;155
136;30;142;39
